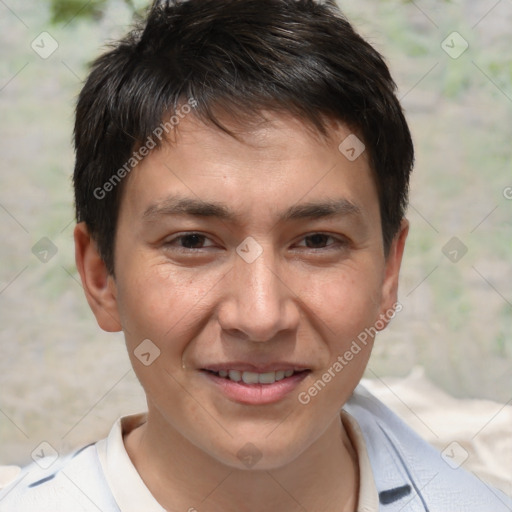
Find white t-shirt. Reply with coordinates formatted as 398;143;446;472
0;409;378;511
3;385;511;511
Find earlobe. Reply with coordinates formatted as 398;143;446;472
74;222;122;332
376;218;409;331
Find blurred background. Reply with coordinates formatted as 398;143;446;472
0;0;511;484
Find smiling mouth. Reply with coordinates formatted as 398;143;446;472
203;369;310;385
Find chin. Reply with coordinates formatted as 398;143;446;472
203;432;309;472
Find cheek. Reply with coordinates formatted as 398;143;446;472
296;270;381;410
296;264;383;340
115;258;223;349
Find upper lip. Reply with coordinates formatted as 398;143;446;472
201;363;310;373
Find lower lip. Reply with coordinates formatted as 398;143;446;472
202;371;310;405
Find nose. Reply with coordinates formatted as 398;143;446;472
217;242;301;343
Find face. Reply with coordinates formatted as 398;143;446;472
78;111;407;470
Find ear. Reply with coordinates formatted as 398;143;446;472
74;222;122;332
375;218;409;331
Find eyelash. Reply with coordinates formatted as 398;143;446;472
163;232;348;252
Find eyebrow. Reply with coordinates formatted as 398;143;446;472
142;195;362;223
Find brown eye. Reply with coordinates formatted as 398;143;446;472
178;234;207;249
304;234;332;248
296;233;346;250
165;233;215;250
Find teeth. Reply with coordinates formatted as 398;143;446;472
242;371;260;384
214;369;299;384
228;370;242;382
258;372;277;384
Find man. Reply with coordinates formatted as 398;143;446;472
1;0;510;510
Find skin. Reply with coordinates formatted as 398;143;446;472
75;111;408;512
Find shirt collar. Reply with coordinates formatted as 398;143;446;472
96;410;378;512
96;413;165;512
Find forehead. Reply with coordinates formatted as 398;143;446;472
118;111;378;226
161;110;358;157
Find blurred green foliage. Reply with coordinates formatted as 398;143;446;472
50;0;108;23
50;0;138;23
49;0;452;24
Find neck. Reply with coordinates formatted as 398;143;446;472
124;408;359;512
